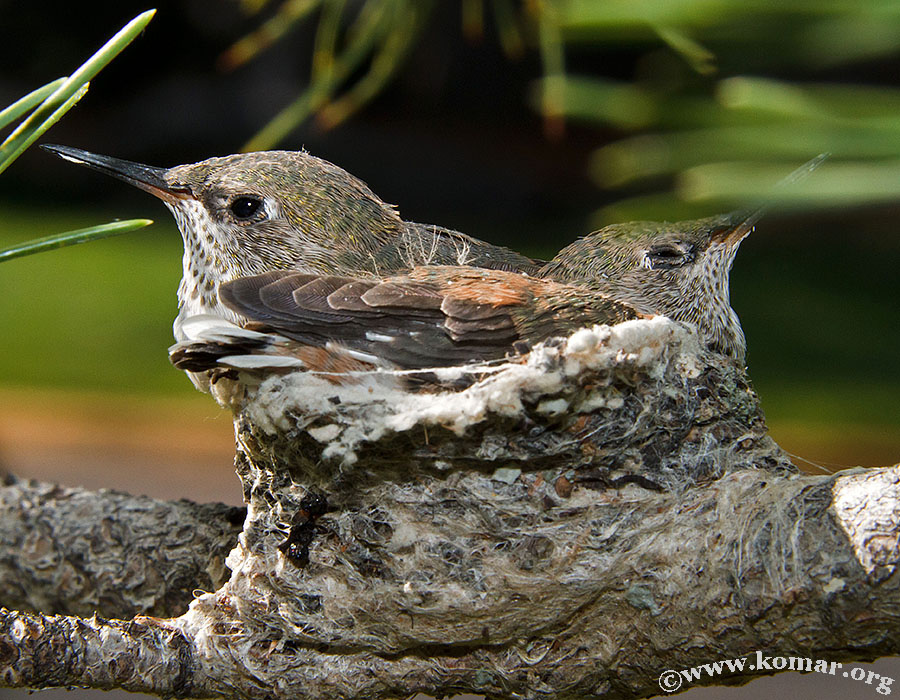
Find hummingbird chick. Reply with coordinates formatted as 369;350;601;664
541;155;827;364
541;212;756;363
42;145;543;346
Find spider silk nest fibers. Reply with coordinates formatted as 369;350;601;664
231;316;794;494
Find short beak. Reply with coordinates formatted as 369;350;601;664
41;144;192;203
711;208;764;247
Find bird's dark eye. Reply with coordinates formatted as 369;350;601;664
229;195;263;220
651;245;683;258
647;243;692;269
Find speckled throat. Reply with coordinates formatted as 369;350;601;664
169;200;245;337
675;241;744;361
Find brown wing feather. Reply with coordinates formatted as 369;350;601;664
217;266;642;369
326;281;377;311
360;281;444;309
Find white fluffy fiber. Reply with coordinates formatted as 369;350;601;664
243;317;693;465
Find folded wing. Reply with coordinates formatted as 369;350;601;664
175;266;642;372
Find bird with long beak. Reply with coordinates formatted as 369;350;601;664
41;145;543;349
539;212;759;363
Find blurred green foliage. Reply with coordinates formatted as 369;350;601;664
229;0;900;222
0;206;184;395
540;0;900;220
731;229;899;433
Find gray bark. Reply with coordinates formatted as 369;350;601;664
1;319;897;699
0;477;243;618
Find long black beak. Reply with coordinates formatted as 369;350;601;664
41;144;192;202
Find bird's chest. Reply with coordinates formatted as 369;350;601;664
178;241;222;315
691;257;730;323
682;252;744;359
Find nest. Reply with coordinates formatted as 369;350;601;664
178;318;798;654
221;317;792;493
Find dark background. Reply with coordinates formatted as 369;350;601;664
1;2;898;699
3;1;604;241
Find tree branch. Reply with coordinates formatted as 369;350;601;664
1;320;897;698
1;466;897;698
0;477;244;618
0;609;193;695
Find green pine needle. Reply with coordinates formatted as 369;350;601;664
0;9;156;177
0;219;154;263
0;78;67;133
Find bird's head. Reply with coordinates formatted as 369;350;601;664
542;212;756;362
42;145;404;278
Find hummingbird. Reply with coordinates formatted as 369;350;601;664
538;154;828;364
42;145;544;348
539;211;758;364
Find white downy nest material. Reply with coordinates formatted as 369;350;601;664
224;316;789;495
244;318;688;463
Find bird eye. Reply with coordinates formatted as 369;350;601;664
646;244;692;269
651;245;682;258
229;195;264;220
